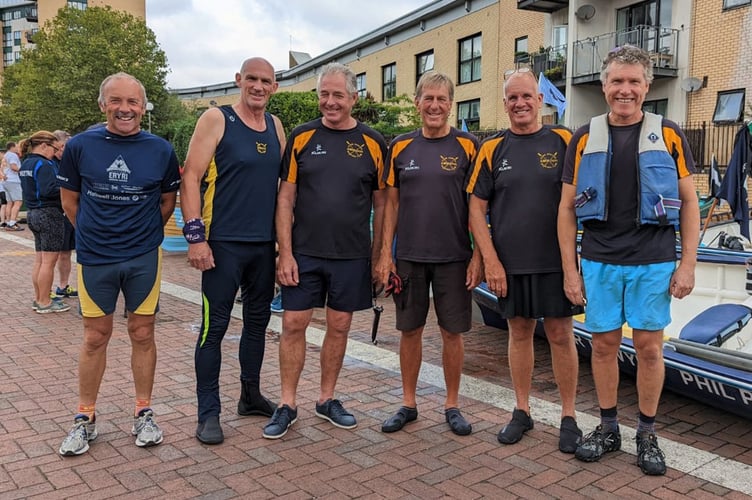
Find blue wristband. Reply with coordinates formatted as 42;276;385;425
183;218;206;243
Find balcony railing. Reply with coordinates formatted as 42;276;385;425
572;25;679;84
514;44;567;85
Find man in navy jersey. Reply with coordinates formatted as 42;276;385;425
467;69;582;452
376;71;482;436
182;57;286;445
263;63;387;439
57;73;181;456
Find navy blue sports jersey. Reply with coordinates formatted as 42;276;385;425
467;125;571;273
281;118;386;259
385;128;478;263
57;127;181;265
20;153;62;210
202;106;281;242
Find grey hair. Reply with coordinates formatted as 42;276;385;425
52;130;71;143
316;63;357;95
415;71;454;101
600;44;654;84
97;72;148;107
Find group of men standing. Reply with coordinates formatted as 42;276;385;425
55;44;698;478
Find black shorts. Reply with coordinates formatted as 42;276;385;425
60;216;75;252
282;253;372;312
497;272;584;319
393;260;471;334
27;207;66;252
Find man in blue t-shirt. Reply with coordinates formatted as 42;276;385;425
57;72;181;456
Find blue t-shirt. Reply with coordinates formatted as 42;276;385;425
20;153;62;210
57;127;181;265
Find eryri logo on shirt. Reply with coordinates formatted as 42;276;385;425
106;156;131;183
311;144;327;156
257;142;267;154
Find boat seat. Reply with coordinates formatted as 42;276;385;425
679;303;752;346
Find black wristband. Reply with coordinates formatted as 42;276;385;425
183;218;206;243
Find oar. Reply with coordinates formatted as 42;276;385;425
700;197;719;245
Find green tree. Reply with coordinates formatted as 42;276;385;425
267;91;320;132
0;6;181;137
266;90;420;139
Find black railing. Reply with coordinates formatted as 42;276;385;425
514;45;567;84
681;121;741;171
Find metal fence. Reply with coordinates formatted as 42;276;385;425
680;121;741;171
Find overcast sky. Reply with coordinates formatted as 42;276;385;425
145;0;428;89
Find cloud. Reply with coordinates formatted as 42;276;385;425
146;0;426;89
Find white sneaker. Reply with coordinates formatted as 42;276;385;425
59;414;97;456
131;409;163;447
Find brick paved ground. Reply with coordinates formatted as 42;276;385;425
1;229;751;499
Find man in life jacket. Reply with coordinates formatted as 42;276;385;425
558;45;700;476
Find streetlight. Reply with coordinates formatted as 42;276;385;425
145;101;154;133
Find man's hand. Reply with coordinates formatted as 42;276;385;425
484;257;507;298
187;241;215;271
277;252;299;287
563;272;586;306
669;262;695;299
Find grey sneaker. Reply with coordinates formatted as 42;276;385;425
315;399;357;429
131;408;163;447
59;414;97;456
575;424;621;462
36;301;70;314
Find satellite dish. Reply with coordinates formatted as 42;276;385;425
575;4;596;21
680;77;703;92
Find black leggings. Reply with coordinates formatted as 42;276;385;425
194;240;275;421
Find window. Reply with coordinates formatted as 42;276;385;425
723;0;751;9
713;89;745;123
68;1;88;10
382;63;396;101
643;99;668;116
14;51;20;61
552;26;567;59
457;99;480;130
13;31;20;46
3;52;12;66
458;34;482;84
416;50;434;84
356;73;367;98
514;36;528;63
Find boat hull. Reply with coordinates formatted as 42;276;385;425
472;278;752;420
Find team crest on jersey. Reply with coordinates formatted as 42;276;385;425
311;144;327;156
346;141;365;158
106;155;131;182
538;152;559;169
440;155;459;171
256;142;267;154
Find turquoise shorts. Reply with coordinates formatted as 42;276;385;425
580;259;675;333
